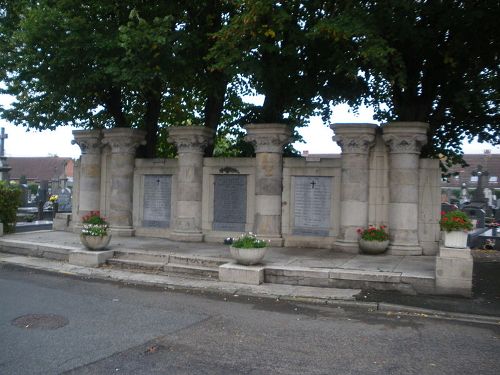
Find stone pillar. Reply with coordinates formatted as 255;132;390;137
102;128;146;237
72;130;103;222
383;121;428;255
331;123;377;253
168;126;212;242
245;123;291;246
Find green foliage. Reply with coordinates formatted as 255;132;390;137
440;210;473;233
0;181;22;233
232;232;267;248
357;225;389;242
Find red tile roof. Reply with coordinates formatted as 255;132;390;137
7;157;74;182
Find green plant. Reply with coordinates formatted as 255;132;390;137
81;211;109;236
357;225;389;242
440;210;473;232
0;181;22;233
231;233;267;249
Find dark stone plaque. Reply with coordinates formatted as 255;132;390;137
213;175;247;231
293;176;332;236
143;175;171;228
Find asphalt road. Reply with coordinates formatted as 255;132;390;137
1;265;499;375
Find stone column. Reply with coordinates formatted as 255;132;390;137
245;123;291;246
102;128;146;236
168;126;212;242
72;130;103;222
383;121;428;255
331;123;377;253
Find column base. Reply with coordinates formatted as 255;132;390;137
333;240;360;254
387;243;422;256
110;226;135;237
169;231;204;242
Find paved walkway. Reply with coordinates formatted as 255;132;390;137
0;230;436;278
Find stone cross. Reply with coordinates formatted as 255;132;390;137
471;165;489;203
0;127;7;157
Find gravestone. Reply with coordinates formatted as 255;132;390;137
213;175;247;232
462;206;486;229
56;188;72;212
471;165;489;205
142;175;171;228
293;176;332;236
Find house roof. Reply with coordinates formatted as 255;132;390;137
7;157;74;181
443;154;500;189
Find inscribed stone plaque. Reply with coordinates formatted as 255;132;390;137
293;176;332;236
213;175;247;231
143;175;171;228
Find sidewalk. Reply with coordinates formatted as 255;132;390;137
0;230;499;323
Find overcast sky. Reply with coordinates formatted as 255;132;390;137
1;94;498;159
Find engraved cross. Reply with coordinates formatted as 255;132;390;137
310;180;316;189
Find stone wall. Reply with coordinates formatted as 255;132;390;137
69;123;441;255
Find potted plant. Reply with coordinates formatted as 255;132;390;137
357;225;390;254
440;210;473;248
229;232;268;265
80;211;111;251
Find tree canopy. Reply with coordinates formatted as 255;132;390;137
1;0;498;161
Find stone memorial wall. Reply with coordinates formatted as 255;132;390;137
69;123;441;255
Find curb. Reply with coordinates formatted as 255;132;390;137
1;254;499;326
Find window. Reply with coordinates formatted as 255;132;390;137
489;176;498;183
470;176;478;183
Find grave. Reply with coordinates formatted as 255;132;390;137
0;127;11;181
213;174;247;232
293;176;332;236
56;188;72;212
142;175;171;228
462;206;486;229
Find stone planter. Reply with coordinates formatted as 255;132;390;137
80;234;112;251
229;246;267;265
359;239;389;255
443;231;468;249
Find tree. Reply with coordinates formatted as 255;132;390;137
0;0;241;157
311;0;500;164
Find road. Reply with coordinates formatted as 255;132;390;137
1;264;499;375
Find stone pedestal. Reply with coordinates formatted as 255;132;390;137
383;122;428;255
245;123;291;246
168;126;212;242
435;246;473;297
102;129;146;237
72;130;103;223
331;123;377;253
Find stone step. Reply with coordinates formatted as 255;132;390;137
107;258;219;279
113;249;169;263
264;266;420;294
114;249;226;268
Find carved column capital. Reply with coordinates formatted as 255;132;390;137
244;123;291;153
168;126;213;154
382;133;428;154
382;122;429;155
102;128;146;155
72;130;103;155
331;123;377;154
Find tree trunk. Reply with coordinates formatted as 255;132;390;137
203;72;228;156
140;79;163;158
105;86;127;128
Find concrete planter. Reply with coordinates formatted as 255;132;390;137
359;239;389;255
229;246;267;265
80;234;112;251
443;231;468;249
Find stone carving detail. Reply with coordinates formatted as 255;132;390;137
72;132;102;155
245;133;290;153
333;134;375;154
383;134;428;154
169;134;211;153
102;136;146;154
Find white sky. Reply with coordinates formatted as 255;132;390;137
1;94;499;159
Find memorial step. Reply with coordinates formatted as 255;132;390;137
264;266;420;294
113;249;226;268
107;258;219;279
